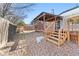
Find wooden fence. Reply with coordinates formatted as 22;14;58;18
0;17;16;48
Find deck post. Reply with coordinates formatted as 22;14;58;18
67;20;70;42
78;32;79;46
67;31;70;42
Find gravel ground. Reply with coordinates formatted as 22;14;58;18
0;32;79;56
0;33;28;56
26;32;79;56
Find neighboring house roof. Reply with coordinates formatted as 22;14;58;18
59;6;79;15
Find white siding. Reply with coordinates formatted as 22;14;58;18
60;7;79;31
61;8;79;17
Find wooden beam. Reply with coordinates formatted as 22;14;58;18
36;13;46;21
43;14;46;31
67;19;70;42
55;16;57;30
46;16;56;21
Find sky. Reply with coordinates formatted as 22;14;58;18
23;3;78;24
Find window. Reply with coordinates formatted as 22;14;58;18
55;20;60;30
74;19;79;24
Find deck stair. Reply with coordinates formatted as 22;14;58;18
45;30;67;46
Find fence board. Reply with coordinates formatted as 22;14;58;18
0;18;9;48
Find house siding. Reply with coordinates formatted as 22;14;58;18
60;7;79;31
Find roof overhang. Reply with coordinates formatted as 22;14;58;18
31;12;62;24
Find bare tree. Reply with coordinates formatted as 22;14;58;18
0;3;35;51
0;3;35;24
11;3;34;19
0;3;12;18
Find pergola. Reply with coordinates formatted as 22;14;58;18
32;12;62;32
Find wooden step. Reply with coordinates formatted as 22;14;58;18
51;35;59;38
52;32;66;36
52;32;59;35
47;38;58;45
54;31;58;33
54;31;59;33
45;30;67;46
48;36;59;41
50;34;59;37
51;34;65;38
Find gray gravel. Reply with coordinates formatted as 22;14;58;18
0;32;79;56
26;32;79;56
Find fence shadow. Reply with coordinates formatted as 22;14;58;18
9;38;19;52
